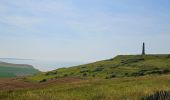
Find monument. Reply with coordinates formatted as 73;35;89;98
142;42;145;55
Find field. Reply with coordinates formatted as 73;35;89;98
0;75;170;100
0;55;170;100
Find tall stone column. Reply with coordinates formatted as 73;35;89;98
142;42;145;55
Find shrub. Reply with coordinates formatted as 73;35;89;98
46;71;57;75
121;58;144;65
105;73;116;79
63;74;68;77
40;79;47;83
92;74;95;77
80;70;90;73
163;69;170;74
124;73;129;76
105;76;109;79
81;66;86;68
70;72;74;75
110;74;116;78
167;55;170;58
131;72;144;77
92;67;104;72
146;69;170;75
82;73;87;77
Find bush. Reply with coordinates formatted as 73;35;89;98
131;72;144;77
105;73;116;79
82;73;87;77
105;76;109;79
80;70;90;73
124;73;129;76
163;69;170;74
147;69;165;75
110;74;116;78
40;79;47;83
70;72;74;75
63;74;68;77
92;67;104;72
46;71;57;75
81;66;86;68
167;55;170;58
92;74;95;77
121;58;144;65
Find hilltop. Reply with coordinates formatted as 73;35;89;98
0;61;40;78
28;54;170;82
1;54;170;100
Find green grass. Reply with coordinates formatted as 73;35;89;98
0;66;40;78
1;55;170;99
27;54;170;82
1;75;170;100
0;72;16;78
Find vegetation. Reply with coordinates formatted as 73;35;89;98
27;55;170;82
0;61;40;78
1;54;170;100
1;75;170;100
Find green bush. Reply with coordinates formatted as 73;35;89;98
64;74;68;77
80;70;90;73
121;58;144;65
92;74;95;77
82;73;87;77
46;71;57;75
92;67;104;72
131;72;144;77
81;66;86;68
40;79;47;83
105;73;116;79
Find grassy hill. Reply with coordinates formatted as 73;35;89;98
27;54;170;82
1;55;170;100
1;75;170;100
0;61;40;78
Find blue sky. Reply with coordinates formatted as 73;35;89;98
0;0;170;63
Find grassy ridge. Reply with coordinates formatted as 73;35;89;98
1;75;170;100
28;55;170;82
0;62;40;78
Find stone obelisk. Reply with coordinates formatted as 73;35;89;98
142;42;145;55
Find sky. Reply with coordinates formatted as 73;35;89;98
0;0;170;64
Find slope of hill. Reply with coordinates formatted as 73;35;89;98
0;61;40;78
2;75;170;100
27;54;170;82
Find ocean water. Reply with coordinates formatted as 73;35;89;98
0;59;85;72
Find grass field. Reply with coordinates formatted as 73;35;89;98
27;55;170;82
1;75;170;100
1;55;170;100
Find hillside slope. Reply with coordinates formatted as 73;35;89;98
0;61;40;78
28;54;170;82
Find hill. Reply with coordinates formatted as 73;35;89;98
27;54;170;82
0;61;40;78
1;75;170;100
1;55;170;100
